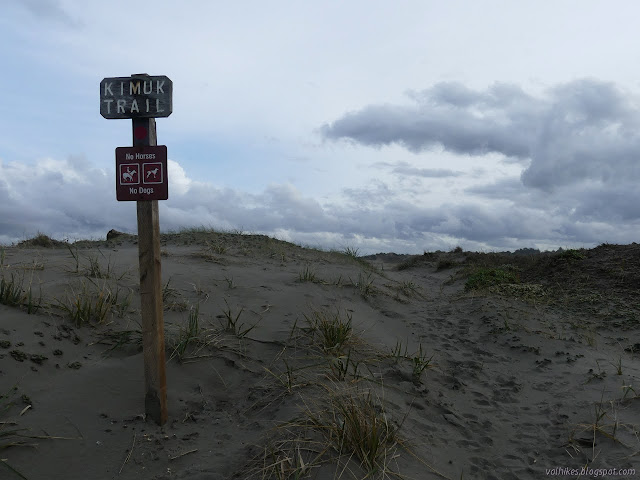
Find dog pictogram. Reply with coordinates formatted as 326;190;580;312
142;163;163;184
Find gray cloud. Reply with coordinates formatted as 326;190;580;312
0;153;637;254
372;160;461;178
16;0;80;27
322;79;640;192
392;165;462;178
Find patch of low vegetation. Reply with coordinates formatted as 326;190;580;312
246;385;404;479
398;280;420;298
163;278;188;311
1;385;36;479
169;304;221;362
0;274;25;308
218;298;258;338
242;305;450;479
556;248;586;261
66;245;127;280
342;246;360;259
206;240;227;255
17;232;67;248
0;272;42;314
567;390;639;463
352;271;376;299
465;266;519;291
298;265;318;283
490;283;546;298
55;279;131;326
339;246;381;274
396;255;421;271
93;329;143;356
302;308;353;355
305;387;401;474
436;258;457;271
390;340;435;384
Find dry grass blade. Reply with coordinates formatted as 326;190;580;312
1;459;29;480
119;432;136;474
169;448;198;461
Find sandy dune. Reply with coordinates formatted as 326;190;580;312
1;232;639;479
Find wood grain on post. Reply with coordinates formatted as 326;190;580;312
133;105;168;425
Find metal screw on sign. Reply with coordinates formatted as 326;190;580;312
101;73;172;425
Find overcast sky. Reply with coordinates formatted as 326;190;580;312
2;1;640;253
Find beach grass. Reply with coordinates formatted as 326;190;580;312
55;279;130;326
0;272;42;314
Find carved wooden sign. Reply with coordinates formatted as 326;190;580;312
100;75;172;119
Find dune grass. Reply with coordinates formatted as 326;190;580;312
55;279;132;327
65;245;129;280
1;386;34;479
0;272;42;314
246;382;405;479
302;308;353;356
306;387;400;474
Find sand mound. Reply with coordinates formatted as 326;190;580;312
1;234;639;479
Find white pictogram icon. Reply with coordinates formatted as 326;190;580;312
123;167;137;182
119;164;140;185
143;163;163;184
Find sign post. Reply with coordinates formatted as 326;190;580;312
101;73;171;425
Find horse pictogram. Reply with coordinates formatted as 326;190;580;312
123;167;137;182
120;164;139;184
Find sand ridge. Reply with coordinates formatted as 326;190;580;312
1;232;639;479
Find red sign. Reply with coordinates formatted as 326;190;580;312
115;146;168;201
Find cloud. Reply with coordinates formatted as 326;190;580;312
17;0;80;27
392;164;462;178
1;152;638;254
322;79;640;192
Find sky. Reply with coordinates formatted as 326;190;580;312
2;1;640;254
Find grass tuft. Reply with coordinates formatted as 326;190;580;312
305;387;400;474
342;246;360;258
219;299;258;338
352;271;375;299
0;272;42;314
170;304;202;361
56;280;128;326
298;265;317;283
303;308;353;355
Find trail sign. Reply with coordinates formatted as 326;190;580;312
100;75;172;119
101;73;169;426
116;146;168;201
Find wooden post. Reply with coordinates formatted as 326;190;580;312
133;112;168;425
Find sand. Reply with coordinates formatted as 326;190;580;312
1;232;639;479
